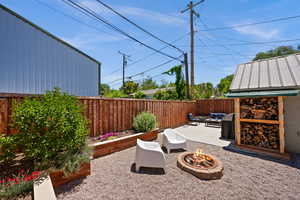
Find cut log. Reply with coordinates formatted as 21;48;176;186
241;122;279;150
240;97;278;120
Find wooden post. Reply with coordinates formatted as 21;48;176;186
278;96;285;154
234;98;241;145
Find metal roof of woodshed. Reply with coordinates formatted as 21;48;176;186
230;53;300;92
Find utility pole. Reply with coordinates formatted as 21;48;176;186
118;51;130;87
181;0;205;88
183;53;190;99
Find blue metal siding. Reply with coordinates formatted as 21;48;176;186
0;7;99;96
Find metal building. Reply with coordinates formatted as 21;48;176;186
0;4;101;96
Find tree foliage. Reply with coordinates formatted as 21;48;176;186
104;89;128;98
153;89;178;100
163;65;185;100
133;91;146;99
193;82;214;99
140;77;158;90
121;80;139;95
217;74;234;96
100;84;110;96
253;45;300;61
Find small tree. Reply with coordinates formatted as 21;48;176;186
121;80;139;95
163;65;185;100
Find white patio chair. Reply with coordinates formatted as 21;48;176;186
162;129;187;154
135;139;166;172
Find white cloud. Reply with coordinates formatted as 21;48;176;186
80;0;185;26
62;33;125;50
234;26;279;39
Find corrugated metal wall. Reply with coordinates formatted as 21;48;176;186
0;6;99;96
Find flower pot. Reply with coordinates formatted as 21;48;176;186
49;162;91;188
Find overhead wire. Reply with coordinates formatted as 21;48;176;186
62;0;182;61
32;0;117;37
106;57;181;84
106;32;190;76
198;14;300;32
94;0;184;53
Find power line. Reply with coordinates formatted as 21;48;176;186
106;32;190;76
62;0;182;61
32;0;118;37
179;38;300;47
94;0;184;53
106;58;179;84
198;14;300;32
196;17;250;59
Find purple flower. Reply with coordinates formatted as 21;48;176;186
97;132;123;141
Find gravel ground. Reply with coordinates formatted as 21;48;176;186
56;141;300;200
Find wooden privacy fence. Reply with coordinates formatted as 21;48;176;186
79;98;198;137
0;95;233;137
197;99;234;115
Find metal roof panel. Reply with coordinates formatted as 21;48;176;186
230;53;300;92
259;60;269;88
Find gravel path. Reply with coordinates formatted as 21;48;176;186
56;141;300;200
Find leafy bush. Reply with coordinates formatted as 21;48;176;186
153;89;178;100
0;135;17;162
9;88;89;170
104;90;128;98
133;112;157;132
133;91;146;99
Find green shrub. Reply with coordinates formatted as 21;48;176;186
9;88;89;170
133;91;146;99
0;135;17;162
133;112;157;132
58;144;91;177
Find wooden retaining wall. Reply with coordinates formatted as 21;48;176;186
0;94;233;137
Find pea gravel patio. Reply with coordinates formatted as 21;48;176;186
55;138;300;200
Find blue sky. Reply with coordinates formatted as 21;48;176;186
1;0;300;89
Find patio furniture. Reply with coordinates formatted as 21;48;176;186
187;113;201;126
135;139;166;172
187;113;201;122
205;113;226;127
162;129;187;154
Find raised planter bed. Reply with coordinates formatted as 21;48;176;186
49;162;91;188
91;129;159;158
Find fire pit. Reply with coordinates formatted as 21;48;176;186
177;149;223;180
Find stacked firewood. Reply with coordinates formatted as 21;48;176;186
240;97;278;120
241;123;279;149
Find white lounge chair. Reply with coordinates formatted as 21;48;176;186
135;139;166;172
162;129;187;154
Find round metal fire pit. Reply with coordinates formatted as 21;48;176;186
177;152;224;180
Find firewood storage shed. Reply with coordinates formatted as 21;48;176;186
227;53;300;158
